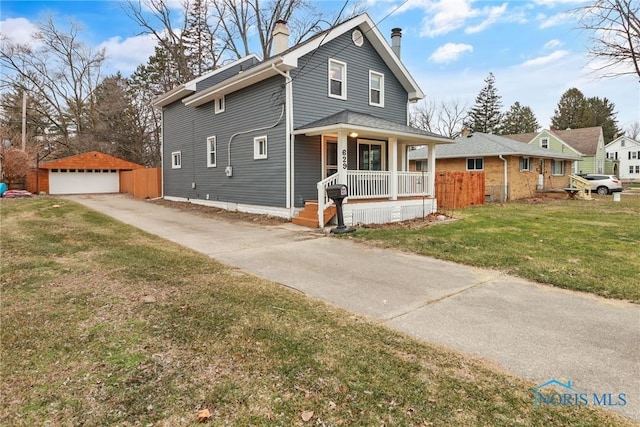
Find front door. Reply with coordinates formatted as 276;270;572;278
358;141;384;170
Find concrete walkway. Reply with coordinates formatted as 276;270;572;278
68;194;640;420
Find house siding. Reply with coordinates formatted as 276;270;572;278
291;28;408;129
294;135;322;207
606;138;640;180
163;75;288;207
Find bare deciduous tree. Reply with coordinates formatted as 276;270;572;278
410;98;467;138
578;0;640;79
627;121;640;139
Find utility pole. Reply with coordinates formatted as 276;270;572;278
22;91;27;151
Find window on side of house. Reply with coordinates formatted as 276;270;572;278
636;165;640;174
551;159;565;175
207;136;216;167
541;138;549;149
171;151;182;169
369;71;384;107
630;165;635;174
466;158;483;171
519;157;532;172
214;96;225;114
254;136;267;159
328;59;346;99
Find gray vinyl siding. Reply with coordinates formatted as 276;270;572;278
163;75;288;207
293;135;321;207
291;27;408;128
195;56;260;91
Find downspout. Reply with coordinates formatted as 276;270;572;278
499;155;508;202
271;64;293;210
160;110;164;198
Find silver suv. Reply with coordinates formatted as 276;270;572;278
581;174;622;195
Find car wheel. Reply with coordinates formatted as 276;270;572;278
596;186;609;195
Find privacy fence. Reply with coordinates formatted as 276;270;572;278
435;171;485;210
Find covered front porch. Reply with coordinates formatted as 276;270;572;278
292;110;451;227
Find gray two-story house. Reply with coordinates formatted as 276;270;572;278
153;13;451;227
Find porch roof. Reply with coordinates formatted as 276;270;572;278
293;110;452;145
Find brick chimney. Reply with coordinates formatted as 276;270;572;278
272;20;290;56
391;28;402;58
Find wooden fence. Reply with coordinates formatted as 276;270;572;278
435;171;485;210
120;168;161;199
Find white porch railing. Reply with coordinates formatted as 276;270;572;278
316;171;431;227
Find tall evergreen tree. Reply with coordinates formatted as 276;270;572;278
550;88;592;130
464;72;503;134
500;102;539;134
182;0;219;76
586;96;620;142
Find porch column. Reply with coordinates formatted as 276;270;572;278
337;130;348;185
389;137;398;200
427;143;436;196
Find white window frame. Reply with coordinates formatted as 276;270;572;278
466;158;484;171
214;96;225;114
519;157;532;172
207;136;217;167
254;135;268;160
171;151;182;169
328;59;347;100
540;138;549;149
369;71;384;107
551;159;565;175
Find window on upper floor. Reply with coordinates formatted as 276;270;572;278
207;136;216;167
519;157;532;172
621;140;626;147
171;151;182;169
540;138;549;149
369;71;384;107
466;158;483;171
630;151;639;159
328;59;346;100
214;96;225;114
254;136;267;159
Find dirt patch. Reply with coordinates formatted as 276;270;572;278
357;212;455;230
148;198;290;226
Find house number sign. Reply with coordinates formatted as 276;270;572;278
342;149;347;170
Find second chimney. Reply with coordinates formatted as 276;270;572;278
391;28;402;58
272;20;290;56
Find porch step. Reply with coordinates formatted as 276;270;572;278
292;200;336;228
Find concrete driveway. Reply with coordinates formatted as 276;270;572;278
67;194;640;420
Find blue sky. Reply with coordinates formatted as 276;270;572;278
1;0;638;130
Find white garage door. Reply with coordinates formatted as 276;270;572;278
49;169;120;195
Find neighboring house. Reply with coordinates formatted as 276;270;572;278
153;14;451;227
26;151;145;195
408;132;579;201
605;135;640;181
504;127;606;175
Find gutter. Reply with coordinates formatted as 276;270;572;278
271;64;294;210
499;155;508;202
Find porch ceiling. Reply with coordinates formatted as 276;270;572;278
293;110;452;145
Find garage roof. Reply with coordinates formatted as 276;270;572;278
40;151;145;170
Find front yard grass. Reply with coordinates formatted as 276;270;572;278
1;197;636;426
352;195;640;302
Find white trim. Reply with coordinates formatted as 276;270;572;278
352;29;364;47
328;59;347;100
214;96;225;114
206;136;217;167
163;196;294;219
540;137;549;149
254;135;268;159
356;138;386;171
342;198;437;226
293;124;452;145
171;151;182;169
369;70;384;107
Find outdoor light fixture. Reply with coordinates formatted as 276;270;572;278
349;132;358;138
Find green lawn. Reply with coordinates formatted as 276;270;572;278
1;197;636;426
352;195;640;302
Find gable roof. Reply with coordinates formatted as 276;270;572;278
294;110;451;144
408;132;580;160
605;135;640;148
40;151;145;170
549;127;602;155
502;132;537;143
169;13;423;108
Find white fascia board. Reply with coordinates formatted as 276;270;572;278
293;124;451;144
152;85;194;108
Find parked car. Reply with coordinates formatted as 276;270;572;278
580;174;623;195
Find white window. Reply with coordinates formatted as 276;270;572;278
352;29;364;47
540;138;549;149
328;59;346;100
369;71;384;107
254;136;267;159
207;136;216;167
214;96;225;114
466;158;484;171
519;157;532;172
171;151;182;169
551;159;565;175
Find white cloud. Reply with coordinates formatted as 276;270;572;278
539;11;575;28
518;50;569;67
0;17;39;46
465;3;508;34
396;0;478;37
544;39;564;50
99;34;157;76
429;43;473;63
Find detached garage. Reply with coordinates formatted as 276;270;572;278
27;151;144;195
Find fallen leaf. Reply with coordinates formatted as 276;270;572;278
301;410;314;422
197;408;212;422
